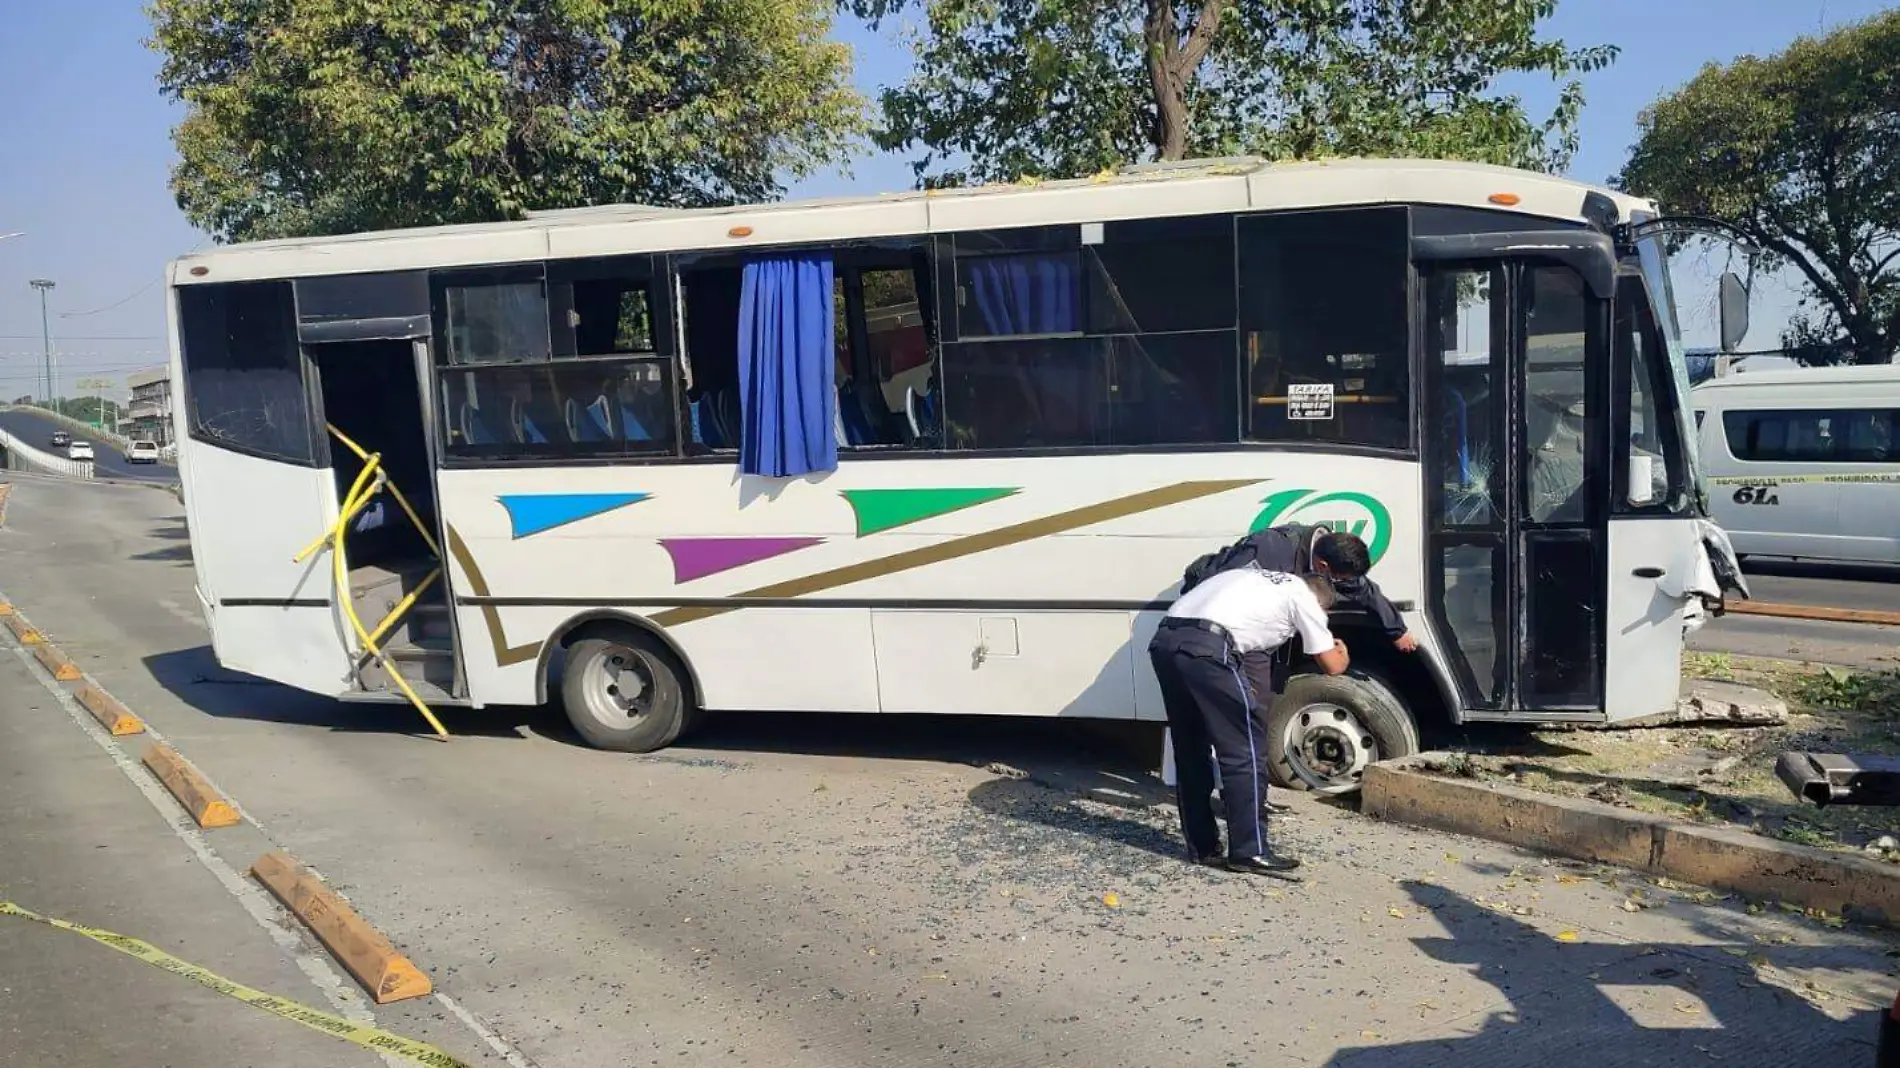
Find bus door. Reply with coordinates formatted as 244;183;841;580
172;279;357;695
1421;256;1699;722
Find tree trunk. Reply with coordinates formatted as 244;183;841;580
1143;0;1232;162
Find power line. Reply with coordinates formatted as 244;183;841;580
0;333;162;341
56;277;162;318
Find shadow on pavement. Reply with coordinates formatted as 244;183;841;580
684;707;1163;778
131;543;193;564
1324;880;1877;1066
141;645;556;741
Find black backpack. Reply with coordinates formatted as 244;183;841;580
1178;524;1324;594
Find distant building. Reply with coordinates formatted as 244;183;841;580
126;367;173;445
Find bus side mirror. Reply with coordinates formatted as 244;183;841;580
1719;271;1750;352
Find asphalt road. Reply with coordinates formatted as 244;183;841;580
0;474;1892;1067
0;406;175;482
1690;558;1900;669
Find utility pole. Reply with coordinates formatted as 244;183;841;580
28;279;55;411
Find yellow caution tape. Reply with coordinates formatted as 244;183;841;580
0;900;470;1067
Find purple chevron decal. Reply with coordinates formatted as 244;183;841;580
660;537;824;584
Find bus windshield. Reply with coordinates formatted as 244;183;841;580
1635;234;1706;505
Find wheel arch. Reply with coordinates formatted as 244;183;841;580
533;609;703;708
1302;618;1456;730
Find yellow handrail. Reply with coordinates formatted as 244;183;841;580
326;423;439;557
328;481;450;741
293;455;381;565
364;567;440;649
289;431;452;740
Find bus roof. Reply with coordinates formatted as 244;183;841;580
170;156;1656;286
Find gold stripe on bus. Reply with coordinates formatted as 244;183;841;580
650;479;1259;629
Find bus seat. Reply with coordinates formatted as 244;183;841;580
619;403;653;442
839;387;876;446
570;396;612;442
461;403;499;446
712;389;741;448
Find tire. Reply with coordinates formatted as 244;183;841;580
1265;671;1419;796
559;631;697;752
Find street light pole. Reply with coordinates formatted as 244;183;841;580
28;279;54;411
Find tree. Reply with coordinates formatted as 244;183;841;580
848;0;1614;187
149;0;867;242
1619;12;1900;366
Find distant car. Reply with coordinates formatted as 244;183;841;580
66;440;94;462
49;430;70;448
127;440;160;464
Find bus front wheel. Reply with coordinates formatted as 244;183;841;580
1265;672;1419;796
560;631;697;752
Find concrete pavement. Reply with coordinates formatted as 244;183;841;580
0;474;1894;1066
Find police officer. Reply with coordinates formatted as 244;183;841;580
1149;566;1350;877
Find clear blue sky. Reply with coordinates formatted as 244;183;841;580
0;0;1881;401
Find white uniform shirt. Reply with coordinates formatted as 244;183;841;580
1165;566;1336;655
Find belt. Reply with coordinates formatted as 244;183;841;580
1158;617;1233;643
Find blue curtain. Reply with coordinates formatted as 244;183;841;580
738;255;837;477
966;253;1081;335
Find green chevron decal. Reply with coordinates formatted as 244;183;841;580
840;487;1019;537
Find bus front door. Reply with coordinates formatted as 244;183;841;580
1423;260;1609;719
1426;260;1725;723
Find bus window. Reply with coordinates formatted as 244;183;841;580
178;280;316;464
1431;268;1501;526
1238;208;1410;451
439;276;550;366
940;217;1238;450
1616;276;1684;511
839;264;930;448
1724;407;1900;463
1523;267;1590;524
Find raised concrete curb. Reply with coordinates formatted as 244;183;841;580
250;851;433;1004
4;610;42;644
141;743;240;828
1364;753;1900;927
75;682;145;736
30;640;81;681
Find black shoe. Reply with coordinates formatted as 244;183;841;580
1188;849;1225;868
1263;798;1294;816
1225;853;1303;880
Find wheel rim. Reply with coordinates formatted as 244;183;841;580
1282;701;1378;795
579;643;658;729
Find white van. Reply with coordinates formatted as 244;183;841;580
1691;364;1900;564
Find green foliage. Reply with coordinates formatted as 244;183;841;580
1793;665;1900;718
54;397;125;427
149;0;867;241
1618;11;1900;366
853;0;1614;187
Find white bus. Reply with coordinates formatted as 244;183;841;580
1692;364;1900;564
164;156;1746;794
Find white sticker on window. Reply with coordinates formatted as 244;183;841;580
1287;383;1336;421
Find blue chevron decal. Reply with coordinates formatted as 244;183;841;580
498;493;650;539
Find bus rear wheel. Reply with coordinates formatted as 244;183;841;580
1265;672;1418;796
560;631;696;752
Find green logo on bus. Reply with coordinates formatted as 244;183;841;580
1249;488;1393;565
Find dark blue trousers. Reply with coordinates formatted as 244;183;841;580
1148;622;1273;861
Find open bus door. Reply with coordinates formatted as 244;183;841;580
172;279;358;697
172;272;460;729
